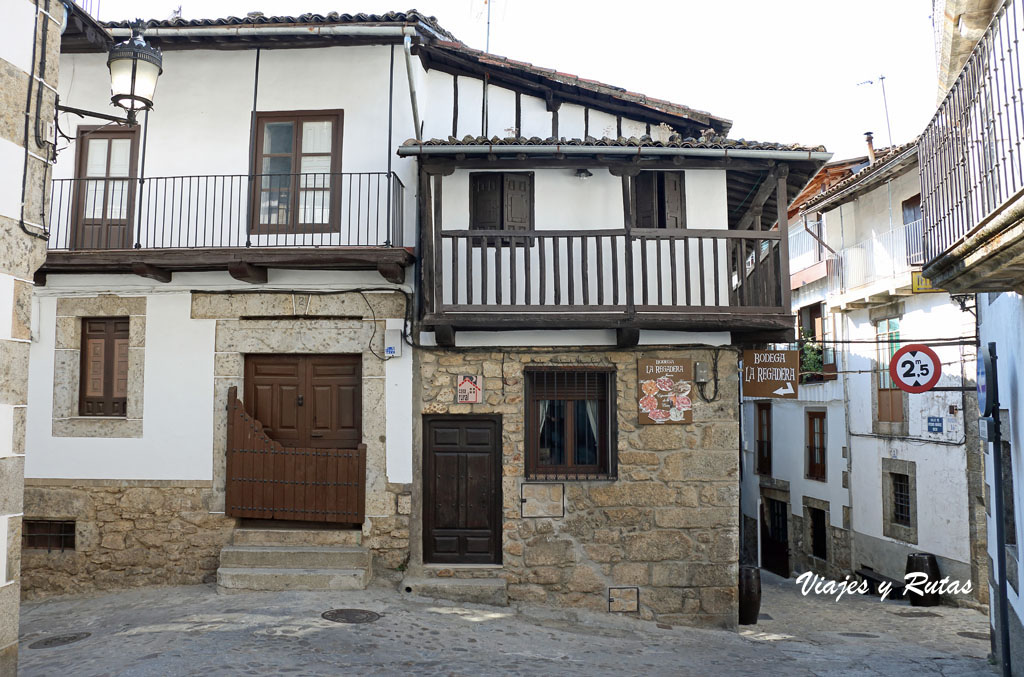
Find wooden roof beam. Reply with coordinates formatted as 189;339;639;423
737;167;780;230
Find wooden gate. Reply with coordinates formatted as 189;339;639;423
225;386;366;523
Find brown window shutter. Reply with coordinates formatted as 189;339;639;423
503;173;533;231
634;173;657;228
662;172;686;228
469;173;502;230
80;317;130;417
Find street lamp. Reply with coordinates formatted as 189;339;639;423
56;20;162;126
107;21;163;121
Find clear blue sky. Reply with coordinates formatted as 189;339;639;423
96;0;940;161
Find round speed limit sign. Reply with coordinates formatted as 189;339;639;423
888;344;942;394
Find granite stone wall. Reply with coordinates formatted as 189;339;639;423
413;347;741;628
20;482;235;598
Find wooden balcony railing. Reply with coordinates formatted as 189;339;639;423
47;172;405;250
424;227;787;330
920;0;1024;263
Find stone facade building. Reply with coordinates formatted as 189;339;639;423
23;10;827;629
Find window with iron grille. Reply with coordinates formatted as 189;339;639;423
892;473;911;526
525;368;616;479
806;411;826;481
22;519;76;552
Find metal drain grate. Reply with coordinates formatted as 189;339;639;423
957;631;989;640
893;610;942;618
322;609;381;624
838;632;879;638
28;632;91;649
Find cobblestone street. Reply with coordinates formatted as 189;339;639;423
17;571;995;676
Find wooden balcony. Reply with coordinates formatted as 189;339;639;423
40;172;412;284
422;226;793;343
920;0;1024;292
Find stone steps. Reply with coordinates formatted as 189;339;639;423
217;566;368;591
219;545;369;570
217;526;370;592
230;527;362;547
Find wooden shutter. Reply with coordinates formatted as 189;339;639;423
503;173;533;231
634;173;658;228
470;174;502;230
662;172;686;228
80;318;129;416
902;194;922;224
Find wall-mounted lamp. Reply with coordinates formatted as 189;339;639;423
575;168;593;180
57;20;163;126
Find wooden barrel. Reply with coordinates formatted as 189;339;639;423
905;552;941;607
738;565;762;624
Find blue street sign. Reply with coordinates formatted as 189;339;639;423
927;416;943;433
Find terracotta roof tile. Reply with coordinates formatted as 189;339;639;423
401;133;827;153
803;138;919;207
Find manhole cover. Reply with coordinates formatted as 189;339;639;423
838;632;879;638
957;631;989;640
893;610;941;618
322;609;380;624
28;632;91;649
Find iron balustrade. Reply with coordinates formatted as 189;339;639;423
47;172;405;250
920;0;1024;263
427;227;786;317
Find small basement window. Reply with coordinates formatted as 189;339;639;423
23;519;76;552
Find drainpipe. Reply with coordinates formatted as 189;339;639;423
403;35;422;140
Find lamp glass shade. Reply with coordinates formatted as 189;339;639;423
109;57;160;109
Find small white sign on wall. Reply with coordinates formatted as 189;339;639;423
456;375;483;404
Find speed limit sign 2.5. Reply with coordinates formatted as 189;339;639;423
888;344;942;394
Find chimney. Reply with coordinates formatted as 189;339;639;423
864;131;876;164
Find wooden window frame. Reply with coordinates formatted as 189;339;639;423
468;171;535;242
79;317;130;417
755;401;772;475
525;367;616;479
806;410;827;481
633;171;687;229
71;125;141;250
876;317;904;423
251;109;344;235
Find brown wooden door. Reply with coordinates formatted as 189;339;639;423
244;354;361;448
227;355;364;523
72;126;139;249
760;498;790;577
423;415;502;564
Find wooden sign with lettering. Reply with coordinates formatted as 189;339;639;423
638;357;693;424
743;350;799;399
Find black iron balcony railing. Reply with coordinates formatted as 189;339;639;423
920;0;1024;263
47;172;405;250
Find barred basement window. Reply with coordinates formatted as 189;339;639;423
525;368;616;479
892;473;911;526
23;520;76;552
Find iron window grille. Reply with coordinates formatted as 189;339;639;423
23;519;76;552
525;367;616;480
892;473;911;526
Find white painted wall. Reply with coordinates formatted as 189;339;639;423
26;292;216;480
978;291;1024;623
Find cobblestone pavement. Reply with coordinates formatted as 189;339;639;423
18;571;996;676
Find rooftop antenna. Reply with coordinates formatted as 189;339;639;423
857;75;893;147
485;0;492;52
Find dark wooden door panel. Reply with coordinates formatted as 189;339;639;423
231;356;364;523
424;416;502;564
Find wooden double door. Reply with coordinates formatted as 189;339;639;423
423;416;502;564
226;355;363;523
244;354;361;449
760;497;790;578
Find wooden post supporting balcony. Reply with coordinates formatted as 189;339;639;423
776;164;792;312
